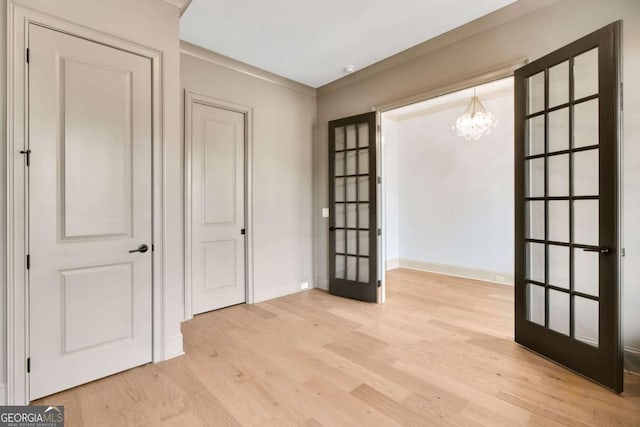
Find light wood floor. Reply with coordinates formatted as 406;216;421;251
36;269;640;426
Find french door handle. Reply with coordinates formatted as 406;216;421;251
129;244;149;254
583;246;613;255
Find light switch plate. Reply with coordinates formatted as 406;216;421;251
322;208;329;218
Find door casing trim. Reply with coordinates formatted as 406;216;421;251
183;90;255;319
6;3;167;404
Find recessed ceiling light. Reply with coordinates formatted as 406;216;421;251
343;65;356;74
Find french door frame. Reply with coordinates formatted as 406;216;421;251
6;4;167;405
514;22;623;392
183;90;255;319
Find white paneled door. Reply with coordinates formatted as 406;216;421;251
190;102;246;314
28;25;153;400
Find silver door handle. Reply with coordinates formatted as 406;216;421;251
583;246;613;255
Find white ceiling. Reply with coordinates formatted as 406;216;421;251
180;0;517;88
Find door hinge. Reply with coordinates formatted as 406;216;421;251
27;358;31;373
377;176;381;184
151;244;155;252
26;254;30;270
377;280;381;288
377;228;382;236
621;248;626;257
241;228;246;235
620;82;623;110
20;149;32;166
26;48;29;63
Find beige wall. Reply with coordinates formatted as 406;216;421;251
180;48;316;303
314;0;640;360
1;0;184;401
1;0;7;403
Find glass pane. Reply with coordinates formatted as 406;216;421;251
574;99;599;148
527;71;545;114
335;229;345;253
335;152;345;176
574;296;599;347
574;200;599;246
346;151;357;175
548;245;569;289
574;247;599;297
346;177;356;201
526;158;544;197
526;201;545;240
335;204;345;228
527;283;545;326
359;231;369;256
574;48;598;99
358;176;369;201
334;126;345;151
573;149;599;196
347;230;357;254
346;125;357;149
526;242;545;283
346;256;357;281
335;255;345;279
548;61;569;108
548;108;569;152
358;258;369;283
346;203;356;228
358;149;369;174
335;178;345;201
358;123;369;148
358;203;369;228
548;201;569;243
549;289;570;336
526;115;545;156
548;154;569;197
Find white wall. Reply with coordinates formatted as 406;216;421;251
314;0;640;367
2;0;184;402
386;83;514;281
180;45;316;303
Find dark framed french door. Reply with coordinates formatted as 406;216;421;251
328;112;379;302
514;21;622;392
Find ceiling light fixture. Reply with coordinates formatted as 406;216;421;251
453;89;498;141
343;65;356;74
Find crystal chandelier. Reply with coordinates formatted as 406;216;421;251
453;90;498;141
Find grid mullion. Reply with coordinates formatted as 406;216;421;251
569;56;576;339
355;125;360;283
343;126;348;280
544;67;550;329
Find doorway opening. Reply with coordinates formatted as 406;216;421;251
381;77;515;291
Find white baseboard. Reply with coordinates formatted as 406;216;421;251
386;258;400;270
254;284;313;304
397;259;514;285
164;334;185;360
314;277;329;291
625;346;640;374
0;383;6;405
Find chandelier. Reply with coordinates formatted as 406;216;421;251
453;90;498;141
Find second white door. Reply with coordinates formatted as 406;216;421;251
190;101;246;314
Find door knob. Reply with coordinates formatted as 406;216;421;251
129;244;149;253
583;246;613;255
329;226;336;232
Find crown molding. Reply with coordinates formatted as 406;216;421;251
163;0;192;15
317;0;559;96
180;40;317;97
